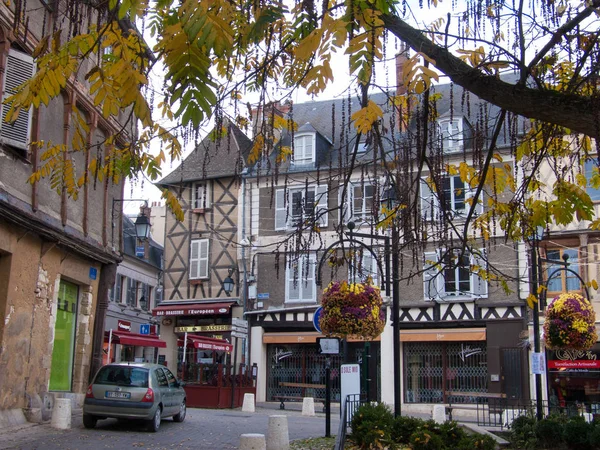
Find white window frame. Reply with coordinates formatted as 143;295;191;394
190;239;209;279
275;185;328;230
349;249;380;287
1;48;35;151
438;118;463;153
420;176;482;221
293;133;316;165
351;183;375;221
423;248;488;301
286;254;316;302
193;182;211;209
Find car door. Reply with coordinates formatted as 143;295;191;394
163;367;184;410
154;368;172;414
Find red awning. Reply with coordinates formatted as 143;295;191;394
152;302;234;317
177;335;233;352
106;331;167;348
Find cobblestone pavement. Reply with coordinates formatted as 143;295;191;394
0;404;340;450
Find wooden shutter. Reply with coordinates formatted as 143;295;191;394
198;239;209;278
420;178;438;221
275;189;287;230
287;259;300;301
1;49;35;150
471;249;488;298
190;240;200;279
423;251;442;300
338;185;350;225
316;185;328;227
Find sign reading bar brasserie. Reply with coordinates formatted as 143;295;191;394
175;325;232;333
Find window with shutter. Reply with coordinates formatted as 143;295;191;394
293;134;315;166
190;239;210;279
275;185;328;230
193;182;210;209
350;183;374;221
439;118;463;153
1;49;35;151
421;176;482;220
423;249;488;300
286;254;316;302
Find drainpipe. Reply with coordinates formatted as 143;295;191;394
240;168;249;364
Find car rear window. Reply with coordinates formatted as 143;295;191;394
95;366;149;388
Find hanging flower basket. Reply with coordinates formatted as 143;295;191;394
543;292;597;351
319;281;386;340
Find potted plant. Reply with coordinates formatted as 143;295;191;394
543;292;597;351
319;280;386;340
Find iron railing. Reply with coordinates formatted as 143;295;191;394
334;394;364;450
474;399;599;429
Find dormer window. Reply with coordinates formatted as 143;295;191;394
439;118;462;153
293;133;315;166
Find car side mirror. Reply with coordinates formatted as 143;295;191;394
177;381;186;388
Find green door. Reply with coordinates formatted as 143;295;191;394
49;280;79;391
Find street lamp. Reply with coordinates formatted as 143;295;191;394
528;226;544;421
381;185;401;418
223;267;236;294
111;198;151;246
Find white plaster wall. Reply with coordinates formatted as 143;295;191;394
250;326;266;402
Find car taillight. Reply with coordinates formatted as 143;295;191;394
85;385;95;399
142;388;154;402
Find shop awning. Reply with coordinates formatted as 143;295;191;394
152;301;235;317
177;335;233;352
106;331;167;348
262;331;380;344
400;328;486;342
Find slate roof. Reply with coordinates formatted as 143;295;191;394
123;215;163;269
156;122;253;187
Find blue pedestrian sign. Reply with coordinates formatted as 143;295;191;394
140;324;150;335
313;306;324;333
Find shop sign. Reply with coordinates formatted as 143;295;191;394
174;325;231;333
548;360;600;370
118;320;131;332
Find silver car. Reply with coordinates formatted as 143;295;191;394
83;363;186;432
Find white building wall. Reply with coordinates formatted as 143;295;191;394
250;326;267;402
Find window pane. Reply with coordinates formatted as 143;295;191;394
291;191;303;218
585;160;600;201
453;177;465;210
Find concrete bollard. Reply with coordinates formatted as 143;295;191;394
266;415;290;450
302;397;315;416
432;404;446;424
242;393;256;413
239;433;266;450
51;398;72;430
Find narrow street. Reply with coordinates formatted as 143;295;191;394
0;405;339;450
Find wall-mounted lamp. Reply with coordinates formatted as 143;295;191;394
111;198;151;247
223;267;236;294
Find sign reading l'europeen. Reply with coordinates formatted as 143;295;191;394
174;325;232;333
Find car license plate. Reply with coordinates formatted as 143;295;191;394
106;391;131;399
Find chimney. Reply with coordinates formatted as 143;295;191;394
395;43;411;132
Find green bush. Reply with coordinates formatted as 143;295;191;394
409;429;444;450
391;415;425;443
535;416;565;448
437;421;468;446
509;414;538;450
588;423;600;448
454;434;497;450
349;402;395;449
563;416;592;449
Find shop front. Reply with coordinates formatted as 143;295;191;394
102;327;166;365
547;347;600;414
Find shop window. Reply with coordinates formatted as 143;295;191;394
1;48;35;153
49;279;79;391
286;254;316;302
190;239;209;279
404;341;487;404
544;248;581;295
423;249;488;301
275;185;328;230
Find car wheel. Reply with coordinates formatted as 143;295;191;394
147;407;161;432
173;400;186;423
82;414;97;429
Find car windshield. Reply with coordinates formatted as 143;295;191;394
95;366;149;388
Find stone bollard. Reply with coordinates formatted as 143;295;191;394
266;415;290;450
302;397;315;416
242;393;256;413
239;433;266;450
51;398;72;430
432;404;446;424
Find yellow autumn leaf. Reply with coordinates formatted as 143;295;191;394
351;100;383;134
526;294;538;309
